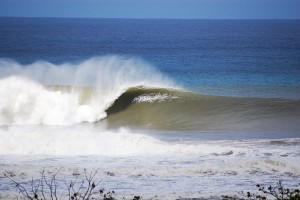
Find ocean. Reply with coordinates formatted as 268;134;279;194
0;18;300;199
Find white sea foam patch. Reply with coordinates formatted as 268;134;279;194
0;76;106;125
0;126;239;156
133;93;179;103
0;56;177;125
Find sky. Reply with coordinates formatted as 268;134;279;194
0;0;300;19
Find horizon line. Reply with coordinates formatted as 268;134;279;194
1;16;300;20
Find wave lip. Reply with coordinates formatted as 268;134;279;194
0;56;178;126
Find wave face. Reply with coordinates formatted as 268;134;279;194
103;88;300;131
0;56;176;125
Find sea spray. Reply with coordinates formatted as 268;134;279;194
0;56;175;87
0;76;106;125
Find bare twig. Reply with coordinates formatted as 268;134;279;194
3;172;33;200
3;169;108;200
40;170;47;200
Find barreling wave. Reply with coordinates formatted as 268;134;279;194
1;56;300;131
103;87;300;131
0;56;177;125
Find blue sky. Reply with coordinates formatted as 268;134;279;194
0;0;299;19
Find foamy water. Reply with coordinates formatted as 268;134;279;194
0;123;299;199
0;126;299;199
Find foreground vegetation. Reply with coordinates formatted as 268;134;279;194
2;170;299;200
223;181;300;200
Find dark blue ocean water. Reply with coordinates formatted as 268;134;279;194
1;18;300;98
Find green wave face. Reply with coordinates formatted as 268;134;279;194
101;87;300;132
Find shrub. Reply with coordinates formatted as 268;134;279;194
223;181;300;200
3;169;117;200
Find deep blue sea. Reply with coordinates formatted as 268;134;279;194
0;18;300;199
1;18;300;98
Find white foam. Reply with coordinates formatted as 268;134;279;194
133;93;178;103
0;76;106;125
1;125;299;199
0;56;177;125
0;126;237;156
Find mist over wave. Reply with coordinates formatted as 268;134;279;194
0;56;176;125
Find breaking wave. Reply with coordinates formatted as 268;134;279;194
0;56;177;125
1;56;300;131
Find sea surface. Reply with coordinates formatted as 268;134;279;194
0;18;300;199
